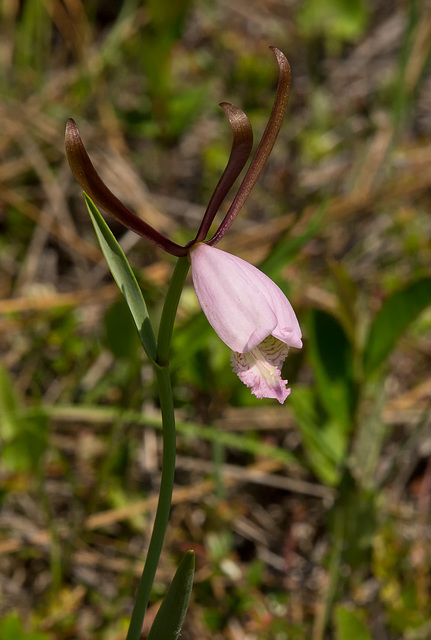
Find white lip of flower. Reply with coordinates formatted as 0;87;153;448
190;243;302;403
232;336;291;403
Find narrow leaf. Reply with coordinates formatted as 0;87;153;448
84;194;158;364
147;550;195;640
307;309;356;430
363;277;431;376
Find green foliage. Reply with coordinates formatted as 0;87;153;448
0;363;18;440
372;521;431;635
10;0;52;90
84;194;157;364
391;0;431;136
333;471;377;569
363;277;431;376
335;606;373;640
299;90;340;162
0;365;49;474
138;0;201;139
297;0;369;46
1;412;49;474
148;551;195;640
0;614;50;640
307;308;356;430
104;299;140;360
288;309;356;484
289;386;344;485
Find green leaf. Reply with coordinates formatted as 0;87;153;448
335;606;373;640
84;194;157;364
289;386;342;485
363;277;431;376
147;550;195;640
307;309;356;430
2;413;49;474
0;614;50;640
105;299;140;359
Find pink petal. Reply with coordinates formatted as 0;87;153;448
190;243;301;353
231;336;291;403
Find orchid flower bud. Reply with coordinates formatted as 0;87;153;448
190;243;302;403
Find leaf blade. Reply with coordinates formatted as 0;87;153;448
363;277;431;376
84;194;158;364
307;308;356;429
147;550;195;640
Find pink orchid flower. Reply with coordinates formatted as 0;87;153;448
66;48;301;401
190;243;302;403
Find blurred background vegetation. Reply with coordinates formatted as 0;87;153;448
1;0;431;638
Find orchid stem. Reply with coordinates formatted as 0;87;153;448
157;257;190;365
126;256;190;640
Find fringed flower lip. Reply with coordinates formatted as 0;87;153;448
65;47;291;254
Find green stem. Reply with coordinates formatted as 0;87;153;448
157;257;190;365
126;256;190;640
